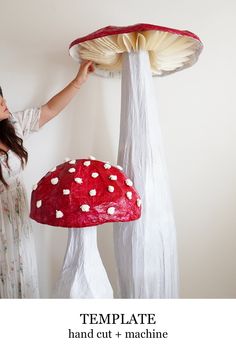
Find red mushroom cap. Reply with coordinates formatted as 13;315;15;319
69;23;201;48
30;158;141;228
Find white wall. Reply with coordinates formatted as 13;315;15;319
0;0;235;298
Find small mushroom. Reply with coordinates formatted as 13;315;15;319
30;158;141;298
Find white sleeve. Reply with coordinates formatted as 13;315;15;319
13;107;41;139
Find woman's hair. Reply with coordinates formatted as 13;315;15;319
0;86;28;187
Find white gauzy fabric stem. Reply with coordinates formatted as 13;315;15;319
113;51;179;298
55;227;113;298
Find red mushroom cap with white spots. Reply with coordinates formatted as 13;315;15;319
69;23;203;77
30;158;141;228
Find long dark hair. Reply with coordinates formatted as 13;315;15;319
0;86;28;187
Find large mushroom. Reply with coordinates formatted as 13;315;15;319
69;23;203;298
30;157;141;298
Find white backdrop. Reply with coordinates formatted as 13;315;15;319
0;0;235;298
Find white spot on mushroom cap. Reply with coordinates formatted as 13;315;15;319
33;184;38;191
69;159;76;164
108;185;115;193
80;204;90;212
74;177;83;184
50;167;56;172
56;210;64;218
126;191;132;200
125;179;133;187
91;172;99;178
109;175;117;181
104;163;111;169
89;189;96;196
36;200;42;208
116;165;123;170
107;207;115;215
51;177;59;185
89;155;96;160
84;161;91;167
137;199;142;207
68;168;76;173
63;189;70;195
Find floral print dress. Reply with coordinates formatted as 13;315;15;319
0;108;40;298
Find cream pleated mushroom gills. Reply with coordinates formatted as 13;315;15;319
69;23;203;77
30;157;141;299
69;24;202;299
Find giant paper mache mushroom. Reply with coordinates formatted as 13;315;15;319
30;157;141;298
69;23;203;298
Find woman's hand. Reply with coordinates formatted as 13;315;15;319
72;61;95;89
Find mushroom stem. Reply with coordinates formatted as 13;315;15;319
114;51;179;298
55;227;113;298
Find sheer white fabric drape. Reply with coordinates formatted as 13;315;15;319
113;51;179;298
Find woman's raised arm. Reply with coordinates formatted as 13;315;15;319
39;60;94;128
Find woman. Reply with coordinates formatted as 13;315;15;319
0;60;94;298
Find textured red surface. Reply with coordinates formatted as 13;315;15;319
69;23;202;49
30;159;141;228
